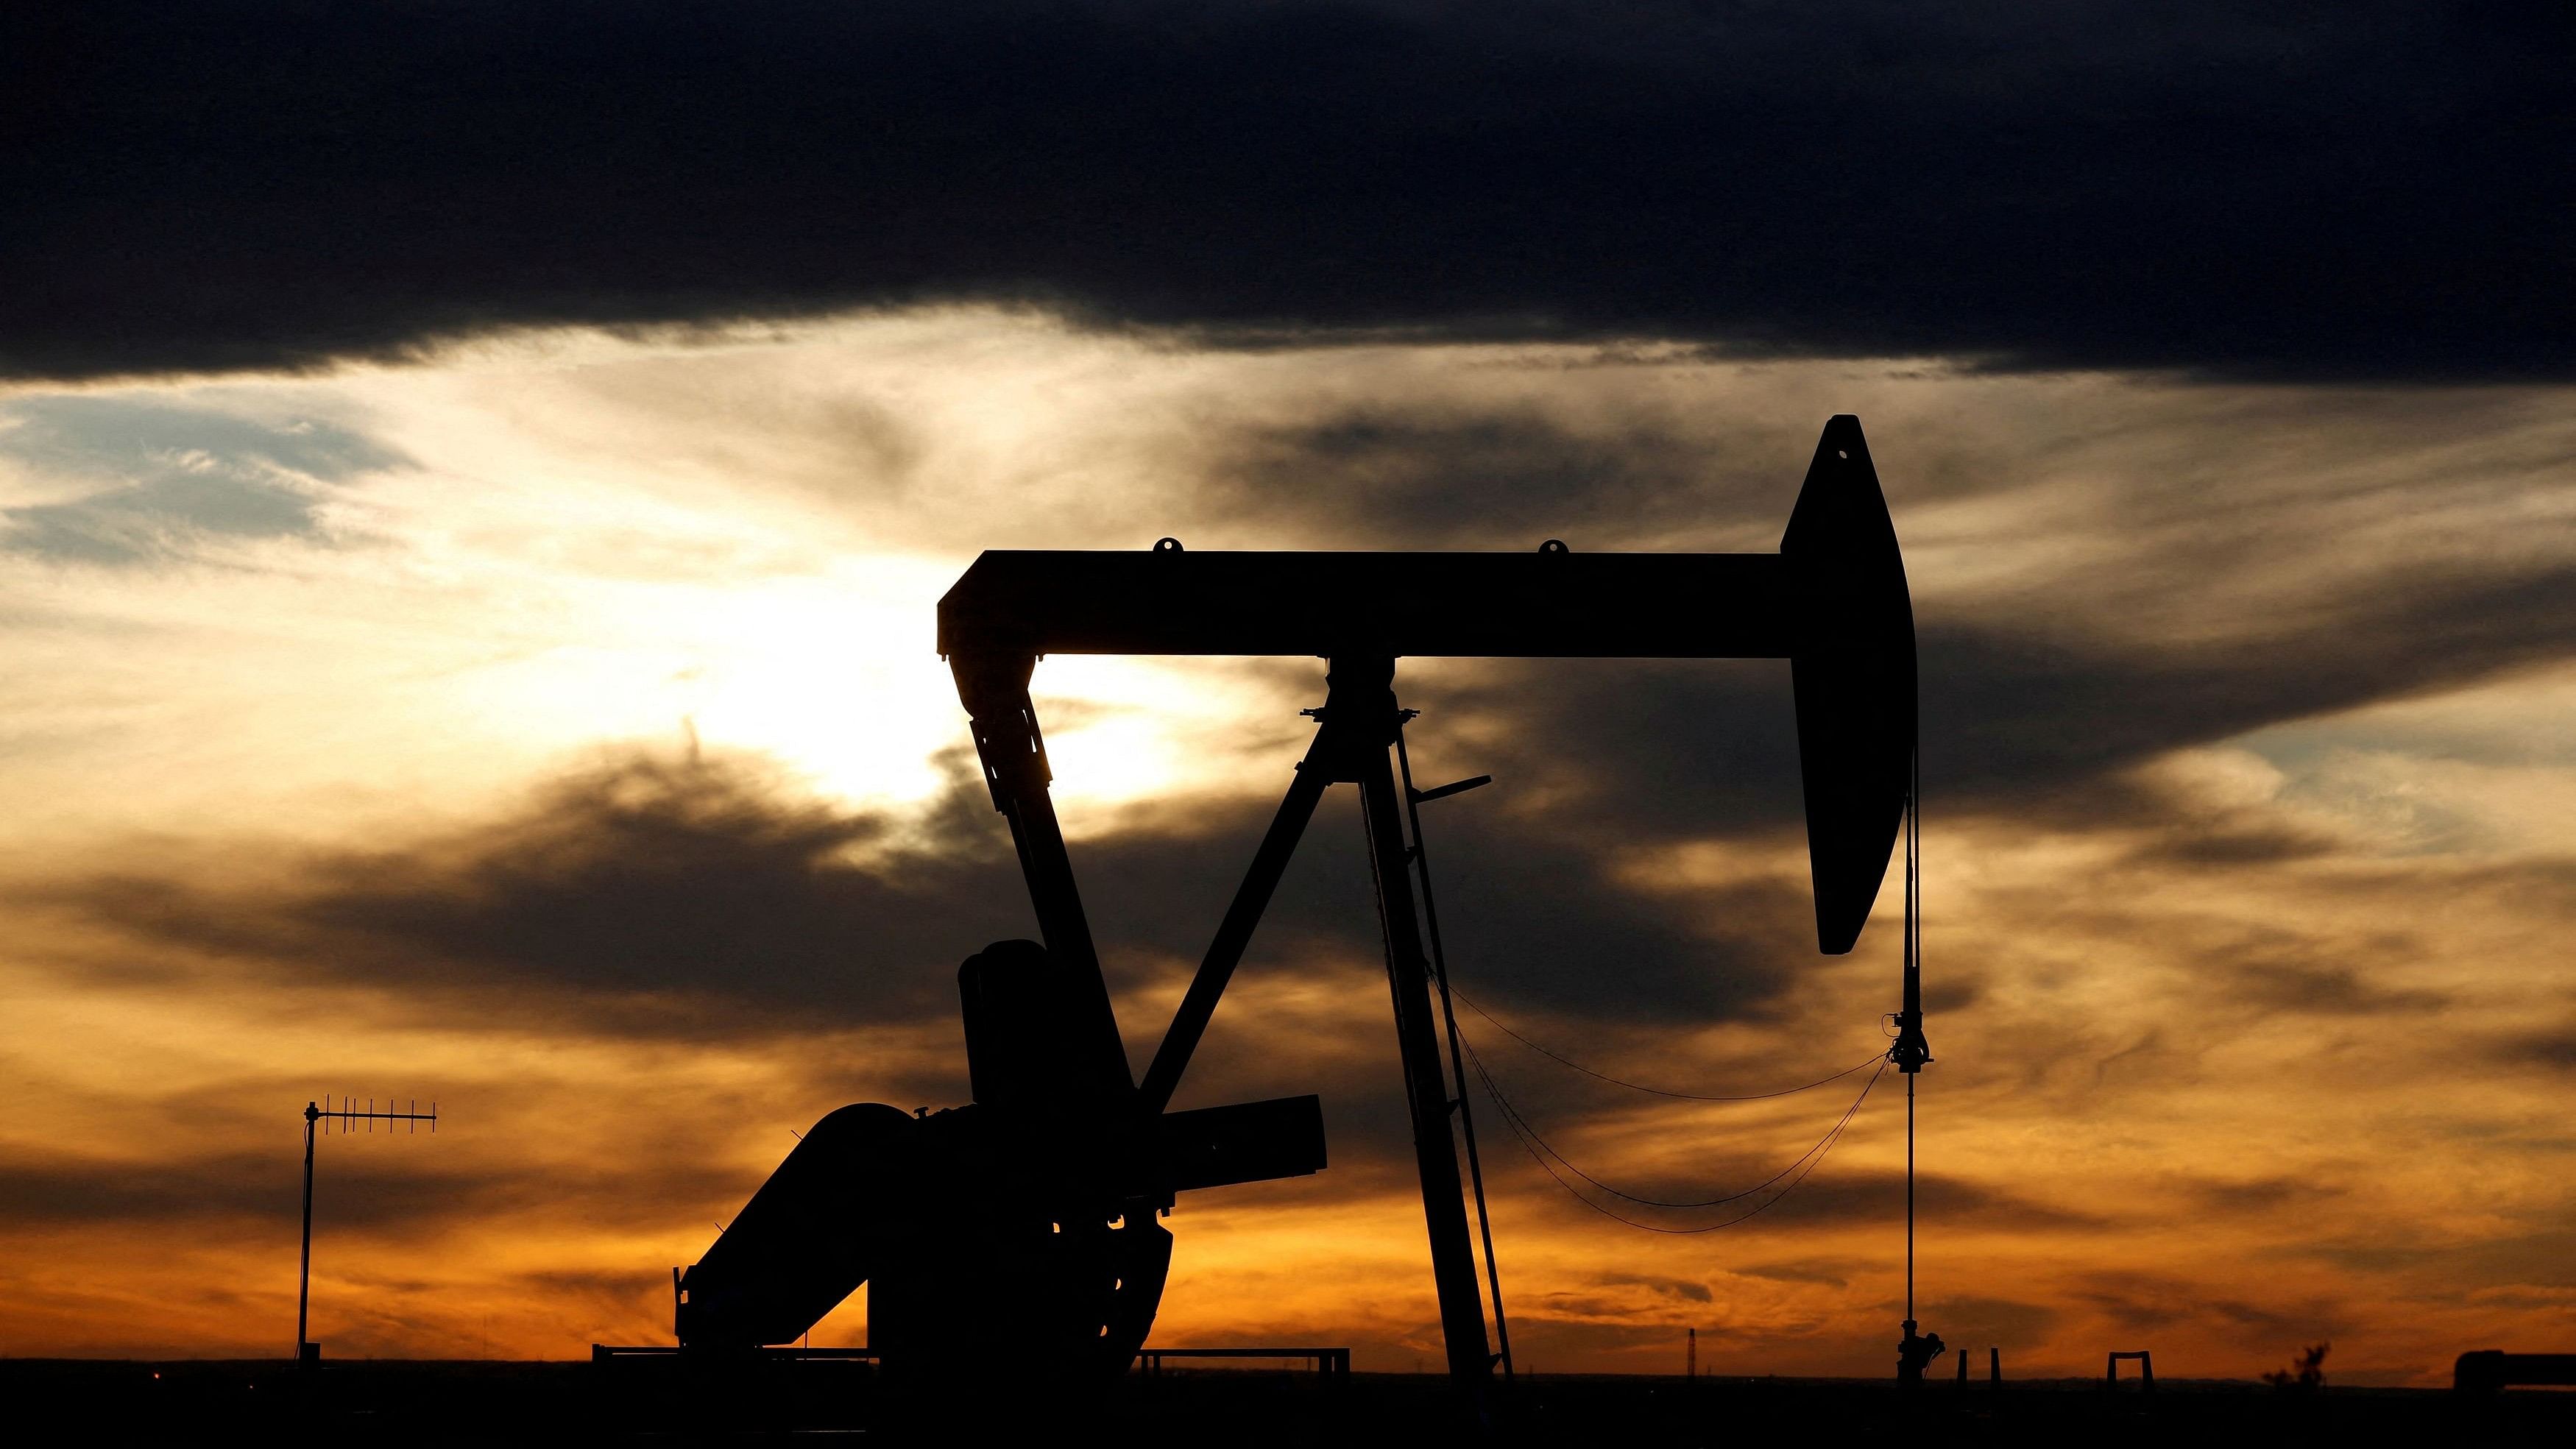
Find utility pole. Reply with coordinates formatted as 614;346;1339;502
298;1103;316;1364
299;1095;437;1366
1891;751;1934;1387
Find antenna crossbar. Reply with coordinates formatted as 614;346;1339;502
314;1093;439;1133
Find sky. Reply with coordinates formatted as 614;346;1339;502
3;1;2572;1386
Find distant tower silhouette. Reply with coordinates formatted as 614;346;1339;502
297;1094;437;1365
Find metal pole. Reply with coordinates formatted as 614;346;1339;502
298;1100;317;1364
1892;748;1929;1370
1338;656;1493;1409
1396;727;1514;1384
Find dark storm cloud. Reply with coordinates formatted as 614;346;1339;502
1214;410;1733;550
0;1149;738;1234
1917;571;2576;800
45;745;1805;1042
1411;559;2576;843
7;1;2566;382
1490;1158;2104;1236
49;752;1030;1034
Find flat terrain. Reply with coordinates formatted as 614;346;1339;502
7;1358;2571;1445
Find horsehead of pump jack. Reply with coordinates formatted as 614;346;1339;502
670;416;1919;1403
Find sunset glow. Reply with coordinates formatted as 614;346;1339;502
5;305;2571;1386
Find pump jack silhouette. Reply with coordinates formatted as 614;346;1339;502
673;416;1916;1411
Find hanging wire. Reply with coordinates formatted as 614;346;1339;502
1472;1037;1888;1235
1465;1034;1878;1209
1451;985;1883;1101
1384;726;1919;1305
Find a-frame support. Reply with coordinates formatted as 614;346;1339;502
959;650;1495;1409
1336;656;1496;1402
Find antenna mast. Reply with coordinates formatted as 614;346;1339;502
299;1094;439;1367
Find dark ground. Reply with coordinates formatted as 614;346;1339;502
7;1358;2571;1446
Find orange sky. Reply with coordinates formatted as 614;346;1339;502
3;311;2572;1383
